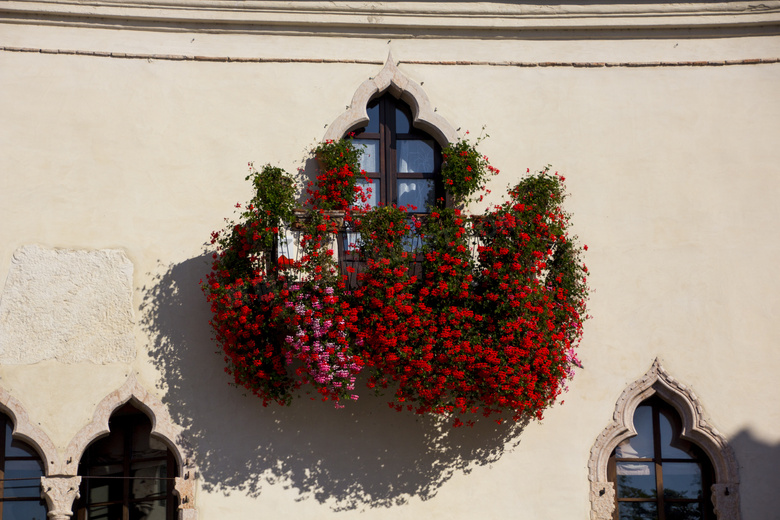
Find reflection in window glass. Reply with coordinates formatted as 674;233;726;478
663;463;703;499
397;180;433;212
660;410;693;459
0;416;47;519
665;502;701;520
619;501;657;520
75;404;177;520
2;501;49;520
611;398;713;520
395;106;411;133
397;140;434;173
616;463;656;498
4;459;46;498
616;405;654;459
364;103;379;133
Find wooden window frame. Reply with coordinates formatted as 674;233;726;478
608;396;715;520
0;414;47;518
73;404;178;520
352;94;444;211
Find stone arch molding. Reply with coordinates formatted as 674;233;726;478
588;359;741;520
0;384;60;472
323;52;459;146
62;375;198;519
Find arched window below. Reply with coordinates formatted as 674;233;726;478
0;413;47;520
609;396;715;520
351;93;444;212
73;403;178;520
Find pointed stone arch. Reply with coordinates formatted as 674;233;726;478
587;359;741;520
63;375;198;519
323;52;458;146
0;383;60;474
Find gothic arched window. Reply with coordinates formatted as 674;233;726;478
609;396;715;520
351;94;444;212
73;403;178;520
0;414;47;520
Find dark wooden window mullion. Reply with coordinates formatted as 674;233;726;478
0;420;6;519
653;404;666;520
383;96;395;206
122;423;131;520
167;450;176;519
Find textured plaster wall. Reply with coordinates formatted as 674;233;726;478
1;12;779;519
0;245;134;364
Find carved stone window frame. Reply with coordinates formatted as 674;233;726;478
588;359;741;520
323;53;458;147
63;375;198;520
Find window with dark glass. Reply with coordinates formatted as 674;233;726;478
609;397;714;520
351;94;443;212
0;414;47;520
73;404;177;520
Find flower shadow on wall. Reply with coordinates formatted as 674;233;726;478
141;256;529;511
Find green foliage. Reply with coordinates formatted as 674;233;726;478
441;133;498;205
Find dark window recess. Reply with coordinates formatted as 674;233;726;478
608;396;715;520
0;414;48;520
73;404;178;520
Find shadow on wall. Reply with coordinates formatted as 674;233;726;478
730;429;780;520
140;255;527;511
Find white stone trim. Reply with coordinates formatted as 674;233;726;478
0;384;60;474
323;52;458;147
588;359;741;520
62;375;198;517
41;476;81;520
1;1;778;34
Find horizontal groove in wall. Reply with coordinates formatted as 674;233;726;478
1;46;779;68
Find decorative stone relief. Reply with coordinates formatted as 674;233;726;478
41;476;81;520
61;375;198;518
0;384;60;472
0;245;134;364
323;52;459;146
587;359;741;520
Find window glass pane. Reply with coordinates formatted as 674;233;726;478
1;500;48;520
616;462;656;498
129;498;167;520
364;103;379;133
618;501;658;520
660;409;693;459
663;462;703;499
86;503;122;520
5;422;38;458
131;461;168;501
4;459;44;498
277;226;300;268
397;140;435;173
397;180;434;212
356;179;379;208
395;106;411;133
343;231;361;254
616;405;654;458
353;139;379;173
664;502;701;520
86;476;124;505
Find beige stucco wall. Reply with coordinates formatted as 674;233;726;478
1;3;779;517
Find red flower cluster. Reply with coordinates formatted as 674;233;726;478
203;143;588;425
